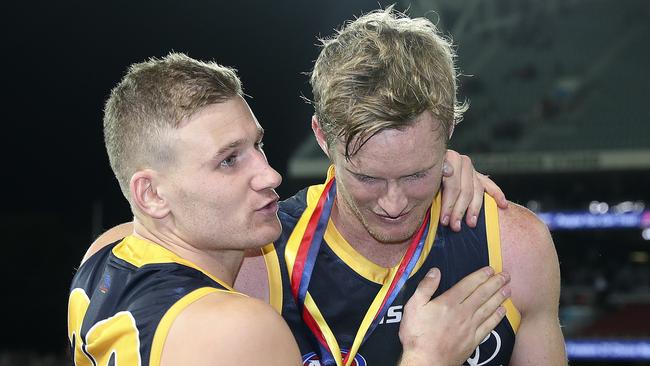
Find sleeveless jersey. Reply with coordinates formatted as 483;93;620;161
263;176;521;366
68;235;236;366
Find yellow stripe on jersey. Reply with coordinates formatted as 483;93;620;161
112;236;235;292
485;194;521;333
323;193;441;284
284;180;330;282
262;243;283;313
149;287;234;366
323;221;389;283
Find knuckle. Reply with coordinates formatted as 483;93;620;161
475;306;489;322
446;149;460;159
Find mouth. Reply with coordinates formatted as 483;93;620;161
374;210;410;223
256;197;279;214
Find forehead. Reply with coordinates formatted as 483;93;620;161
336;112;446;176
173;97;261;155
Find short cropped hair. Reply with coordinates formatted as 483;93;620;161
104;52;242;199
310;7;467;158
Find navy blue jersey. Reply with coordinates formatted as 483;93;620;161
264;174;520;366
68;236;235;366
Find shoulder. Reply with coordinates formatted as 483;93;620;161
160;291;300;365
82;222;133;264
498;202;553;253
498;203;561;314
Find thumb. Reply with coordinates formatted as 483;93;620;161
407;268;441;308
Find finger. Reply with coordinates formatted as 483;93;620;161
442;160;454;177
448;155;474;232
440;151;462;227
477;173;508;209
406;268;441;308
462;271;510;313
472;284;510;327
438;266;494;304
475;306;507;346
465;172;483;228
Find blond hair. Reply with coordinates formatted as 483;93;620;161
104;52;242;198
310;7;467;158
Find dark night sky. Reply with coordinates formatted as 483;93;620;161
2;0;395;353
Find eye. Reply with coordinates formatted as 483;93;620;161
357;174;377;184
219;154;238;168
405;171;427;181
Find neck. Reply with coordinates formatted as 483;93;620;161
132;220;243;287
330;200;413;268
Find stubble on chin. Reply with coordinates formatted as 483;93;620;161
365;221;419;245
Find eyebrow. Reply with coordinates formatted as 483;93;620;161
214;139;245;158
346;162;438;180
212;126;264;158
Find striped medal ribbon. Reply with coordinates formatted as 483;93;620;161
287;175;431;366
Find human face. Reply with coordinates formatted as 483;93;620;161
160;96;282;251
331;111;446;245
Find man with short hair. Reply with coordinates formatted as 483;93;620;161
69;53;510;366
68;53;302;366
238;8;567;366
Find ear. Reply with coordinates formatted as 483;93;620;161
311;115;330;158
129;169;171;220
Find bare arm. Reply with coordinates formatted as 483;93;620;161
161;292;301;366
399;267;511;366
500;204;567;365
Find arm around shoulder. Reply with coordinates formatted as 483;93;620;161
160;291;301;366
499;204;567;365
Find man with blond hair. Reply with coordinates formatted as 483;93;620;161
237;8;567;366
69;52;512;365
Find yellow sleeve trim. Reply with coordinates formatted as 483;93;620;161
262;243;283;313
484;194;522;333
149;287;234;366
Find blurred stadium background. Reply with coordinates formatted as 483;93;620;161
2;0;648;364
287;1;650;364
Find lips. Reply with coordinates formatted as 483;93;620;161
374;210;410;223
256;196;279;212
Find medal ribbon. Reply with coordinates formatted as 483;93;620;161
287;172;431;366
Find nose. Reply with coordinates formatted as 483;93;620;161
377;181;408;218
250;151;282;191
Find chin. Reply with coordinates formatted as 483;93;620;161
367;226;419;245
371;233;414;245
368;214;423;243
256;222;282;246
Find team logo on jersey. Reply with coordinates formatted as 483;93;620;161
464;330;502;366
99;273;111;294
302;350;367;366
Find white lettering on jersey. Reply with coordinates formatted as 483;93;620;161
378;305;403;324
466;330;502;366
